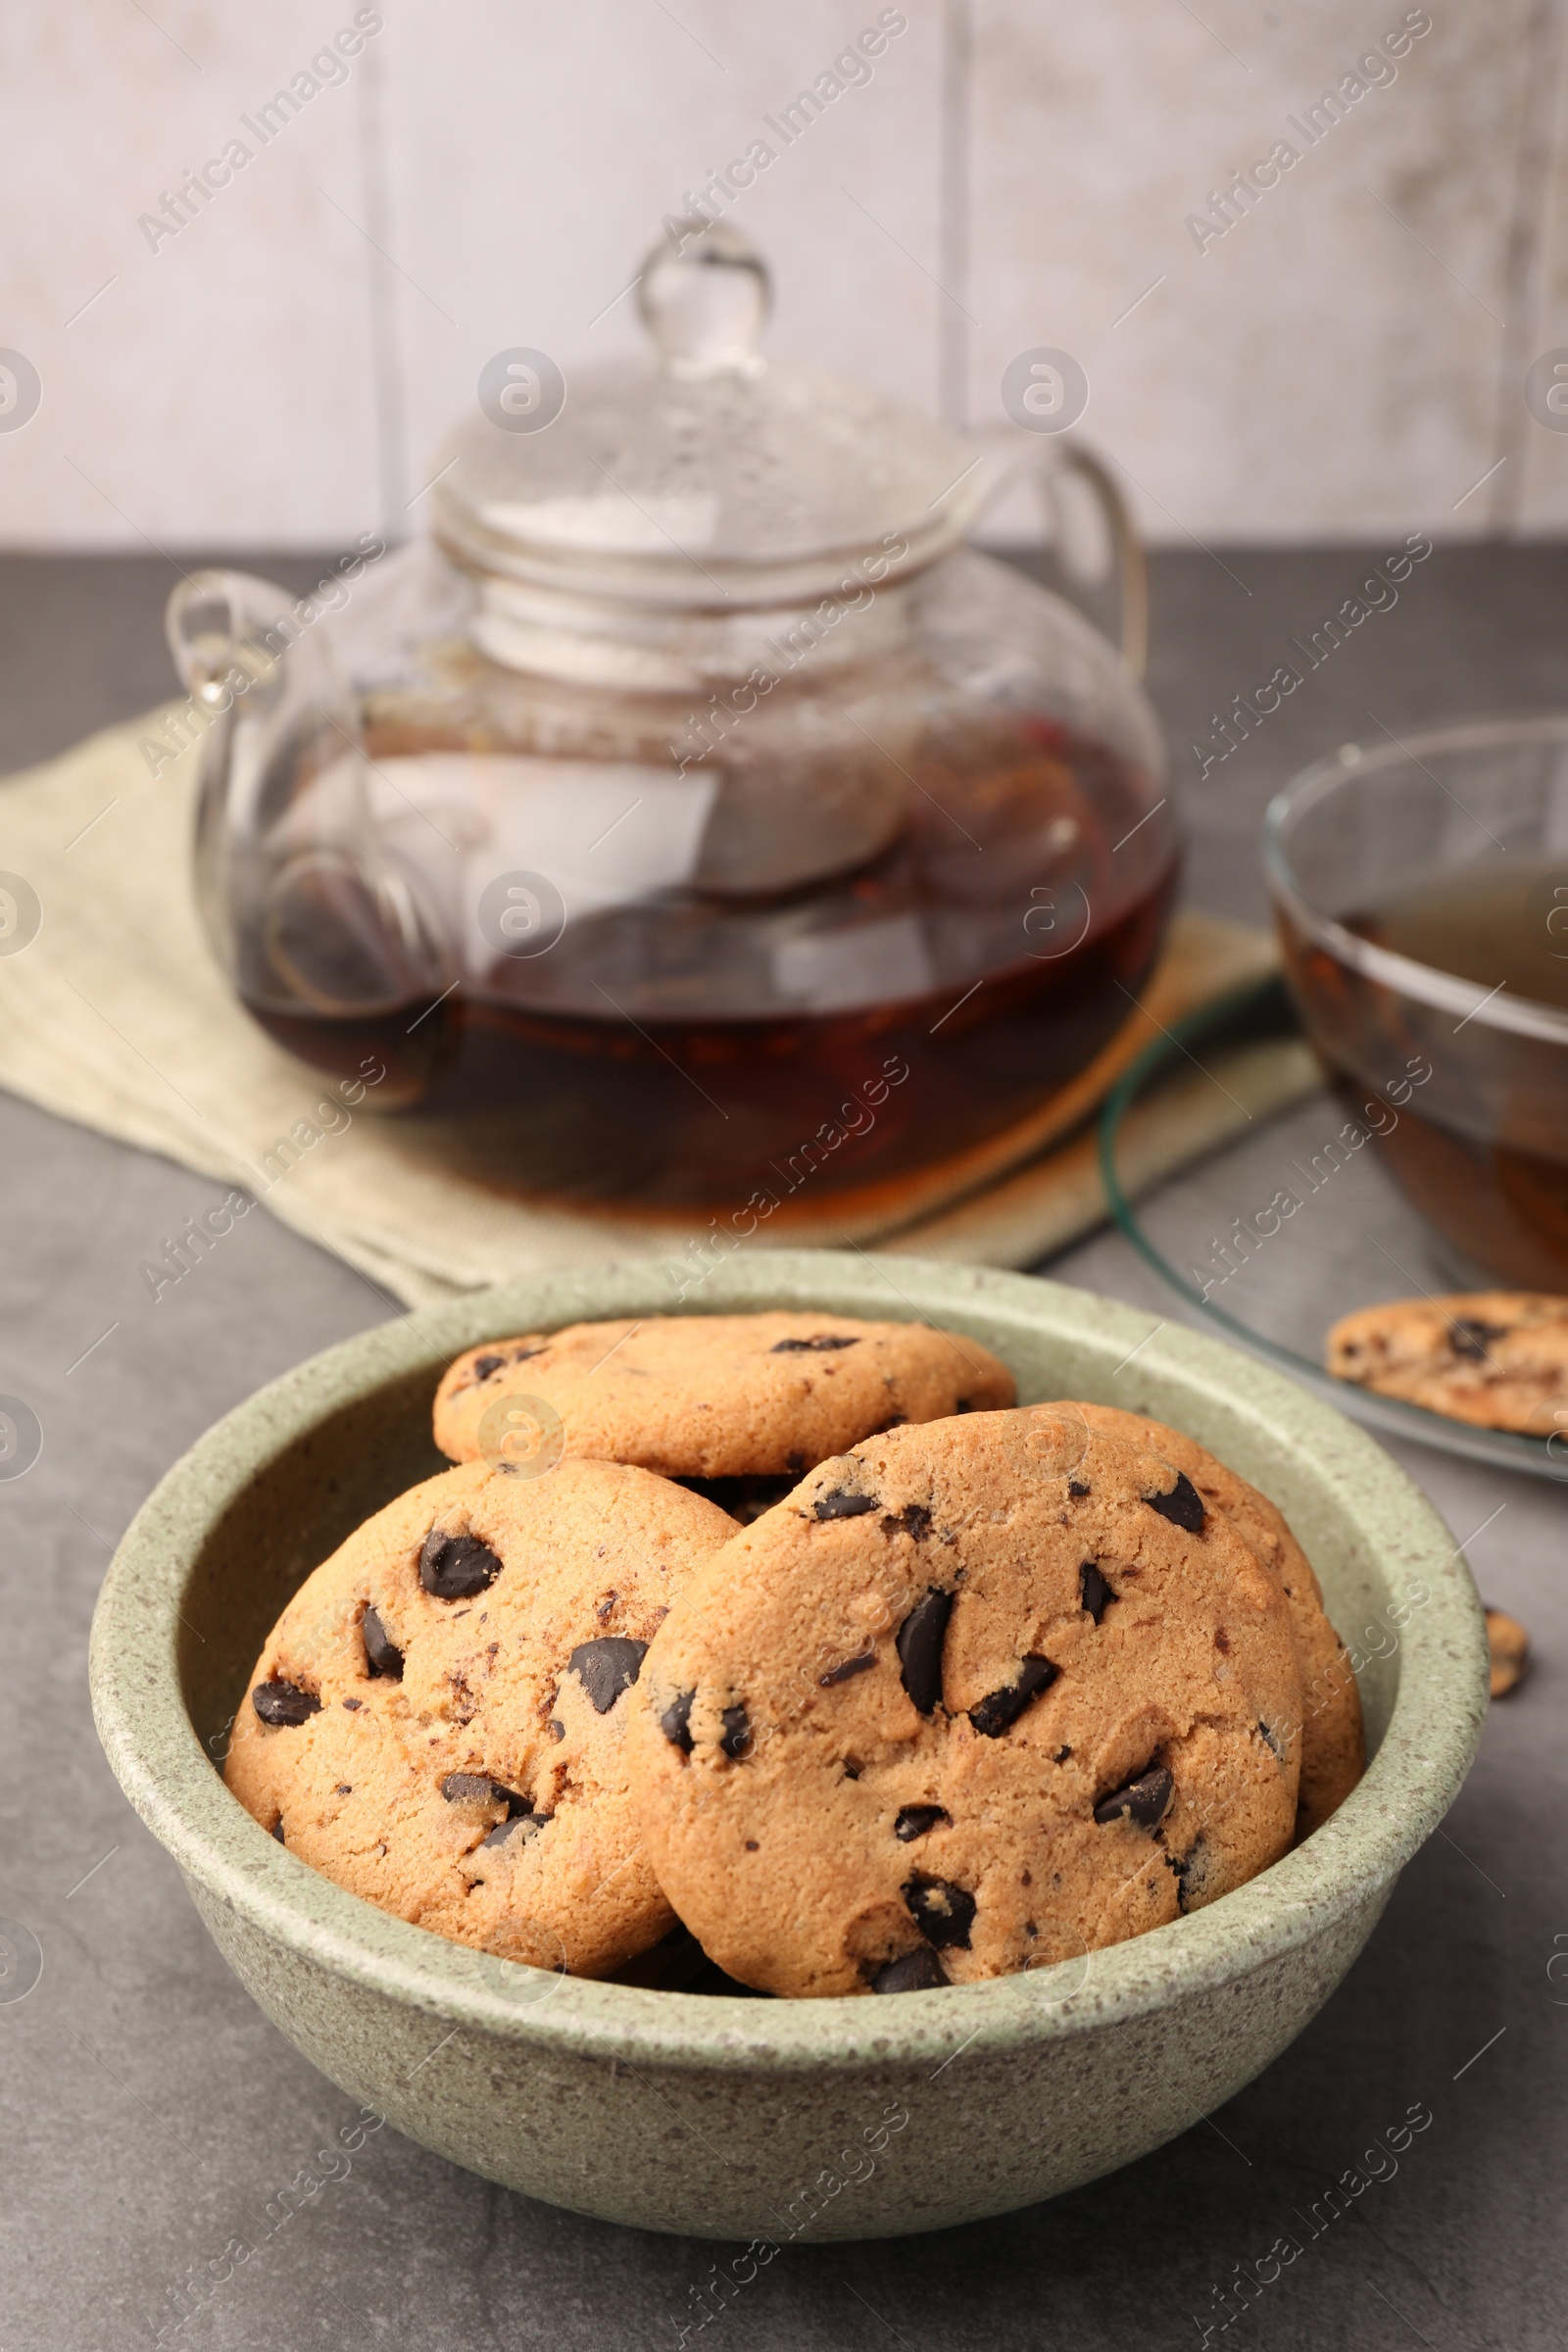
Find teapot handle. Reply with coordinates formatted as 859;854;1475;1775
963;431;1150;681
1051;441;1149;681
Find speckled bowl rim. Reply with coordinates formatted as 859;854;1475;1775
90;1251;1486;2077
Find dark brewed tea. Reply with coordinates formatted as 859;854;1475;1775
1283;860;1568;1288
1349;864;1568;1010
243;720;1177;1212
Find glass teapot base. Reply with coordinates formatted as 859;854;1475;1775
241;863;1174;1216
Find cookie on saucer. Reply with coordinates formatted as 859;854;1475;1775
1326;1292;1568;1436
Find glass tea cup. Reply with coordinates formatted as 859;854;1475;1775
1263;713;1568;1292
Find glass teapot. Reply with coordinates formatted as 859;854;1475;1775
167;222;1177;1212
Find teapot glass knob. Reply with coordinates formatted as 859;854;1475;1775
637;219;771;378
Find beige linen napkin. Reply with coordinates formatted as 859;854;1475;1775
0;711;1311;1307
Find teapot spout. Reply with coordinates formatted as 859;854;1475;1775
166;567;320;712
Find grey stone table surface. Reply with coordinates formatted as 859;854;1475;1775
1;545;1564;2352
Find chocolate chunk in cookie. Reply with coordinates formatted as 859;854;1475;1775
661;1689;696;1752
873;1947;950;1993
441;1771;503;1805
251;1678;320;1728
566;1637;648;1714
1079;1563;1113;1622
894;1804;951;1840
419;1530;503;1601
1146;1472;1205;1534
481;1815;530;1847
968;1655;1057;1738
904;1873;976;1949
896;1589;954;1715
1450;1318;1507;1362
814;1489;878;1521
719;1703;752;1759
820;1651;877;1687
360;1604;403;1679
1093;1763;1173;1828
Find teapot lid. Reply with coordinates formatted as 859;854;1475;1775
430;221;980;611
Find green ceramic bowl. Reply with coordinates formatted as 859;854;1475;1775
89;1252;1487;2242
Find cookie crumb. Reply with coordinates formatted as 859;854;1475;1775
1485;1605;1529;1698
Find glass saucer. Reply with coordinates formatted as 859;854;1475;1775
1097;976;1563;1480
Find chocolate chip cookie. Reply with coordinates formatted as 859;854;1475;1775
1326;1292;1568;1436
432;1312;1015;1520
225;1457;734;1976
625;1405;1303;1997
1077;1405;1364;1837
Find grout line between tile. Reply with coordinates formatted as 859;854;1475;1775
357;31;413;540
938;0;974;426
1491;0;1568;532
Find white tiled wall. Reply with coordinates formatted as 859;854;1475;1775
1;0;1565;551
